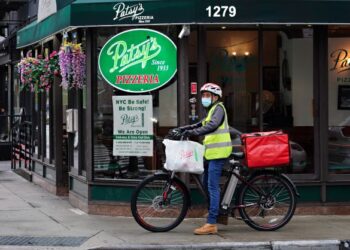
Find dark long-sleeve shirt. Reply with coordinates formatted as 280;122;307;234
182;102;225;136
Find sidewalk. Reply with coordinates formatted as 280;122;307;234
0;161;349;250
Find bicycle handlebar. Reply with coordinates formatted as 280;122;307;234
166;129;189;141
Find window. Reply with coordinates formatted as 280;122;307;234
93;27;178;180
204;26;315;174
328;26;350;175
262;28;314;175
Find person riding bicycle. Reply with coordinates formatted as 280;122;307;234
176;83;232;235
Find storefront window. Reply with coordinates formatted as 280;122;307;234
206;29;259;132
262;28;314;174
93;27;178;180
205;28;259;154
328;26;350;174
205;27;314;174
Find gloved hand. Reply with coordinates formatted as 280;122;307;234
168;128;182;138
181;130;193;138
176;127;185;132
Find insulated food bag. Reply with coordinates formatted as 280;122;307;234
240;131;291;168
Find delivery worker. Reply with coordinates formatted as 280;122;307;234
176;83;232;235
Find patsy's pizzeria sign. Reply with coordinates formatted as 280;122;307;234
98;29;177;93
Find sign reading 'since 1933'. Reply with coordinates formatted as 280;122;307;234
98;29;177;93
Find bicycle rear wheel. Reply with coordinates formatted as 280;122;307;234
238;172;296;231
131;174;190;232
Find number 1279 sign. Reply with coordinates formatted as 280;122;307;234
205;5;236;18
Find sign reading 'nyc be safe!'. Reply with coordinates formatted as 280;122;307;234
98;29;177;93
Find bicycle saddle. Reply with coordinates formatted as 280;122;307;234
231;152;245;160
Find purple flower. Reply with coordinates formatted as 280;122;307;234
58;44;86;89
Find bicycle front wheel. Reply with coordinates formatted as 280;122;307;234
238;172;296;231
130;174;190;232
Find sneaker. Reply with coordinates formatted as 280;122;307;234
194;223;218;235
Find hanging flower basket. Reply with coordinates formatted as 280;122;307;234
17;51;59;93
43;51;60;88
58;43;86;89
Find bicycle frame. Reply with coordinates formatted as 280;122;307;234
165;168;255;212
165;164;299;214
132;161;299;232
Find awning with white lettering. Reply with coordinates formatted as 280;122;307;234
16;0;350;48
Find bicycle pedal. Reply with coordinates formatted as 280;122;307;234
217;214;229;225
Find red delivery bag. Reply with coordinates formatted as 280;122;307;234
240;130;291;168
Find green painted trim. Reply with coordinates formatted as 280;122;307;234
91;185;133;202
327;186;350;202
89;184;326;203
296;186;321;202
189;188;206;205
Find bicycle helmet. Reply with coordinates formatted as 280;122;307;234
200;83;222;98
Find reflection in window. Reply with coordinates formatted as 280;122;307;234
262;29;314;174
328;26;350;174
206;30;259;133
205;27;314;174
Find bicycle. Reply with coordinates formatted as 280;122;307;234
130;133;299;233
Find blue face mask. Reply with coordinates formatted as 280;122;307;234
201;97;212;107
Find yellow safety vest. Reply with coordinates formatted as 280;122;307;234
202;102;232;160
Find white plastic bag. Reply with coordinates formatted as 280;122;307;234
163;139;204;174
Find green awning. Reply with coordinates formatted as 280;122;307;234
17;5;71;48
17;0;350;48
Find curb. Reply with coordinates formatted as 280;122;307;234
272;240;340;250
90;239;342;250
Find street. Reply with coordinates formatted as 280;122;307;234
0;161;349;250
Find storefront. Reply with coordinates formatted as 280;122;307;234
14;0;350;214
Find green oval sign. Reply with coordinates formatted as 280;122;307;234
98;29;177;93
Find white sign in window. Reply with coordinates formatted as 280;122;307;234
113;95;153;156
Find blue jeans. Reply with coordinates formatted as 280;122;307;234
203;159;226;224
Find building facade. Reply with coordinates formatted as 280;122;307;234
0;0;34;160
12;0;350;214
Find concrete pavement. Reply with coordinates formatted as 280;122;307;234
0;161;350;250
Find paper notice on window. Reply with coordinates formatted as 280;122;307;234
112;95;153;156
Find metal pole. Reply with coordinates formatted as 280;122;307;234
258;27;264;132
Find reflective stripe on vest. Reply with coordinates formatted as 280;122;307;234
202;102;232;160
